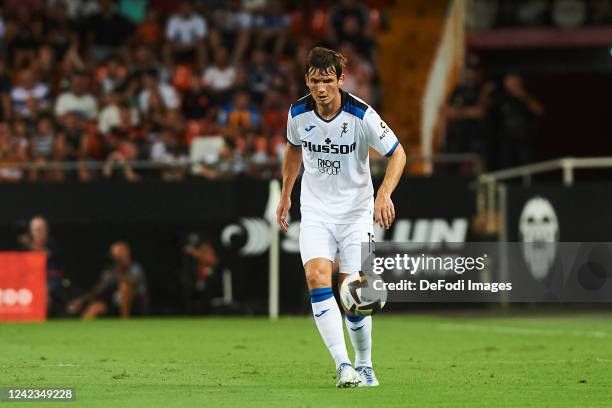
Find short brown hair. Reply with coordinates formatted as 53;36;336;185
306;47;348;79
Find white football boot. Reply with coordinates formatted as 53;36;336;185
356;366;379;387
336;363;360;388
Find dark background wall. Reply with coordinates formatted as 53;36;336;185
473;47;612;163
0;177;476;315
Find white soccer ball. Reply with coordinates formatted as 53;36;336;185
340;271;387;316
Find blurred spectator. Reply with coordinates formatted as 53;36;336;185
28;114;59;181
329;0;370;39
252;0;291;56
328;0;373;59
150;127;187;180
0;121;28;181
56;112;86;161
0;60;12;122
444;62;491;169
103;138;141;181
97;55;128;95
215;138;246;176
219;89;261;132
182;72;213;120
137;7;163;46
202;46;237;105
138;69;180;113
179;232;219;314
150;128;176;161
68;241;148;319
10;68;51;119
87;0;135;62
163;1;208;68
99;90;125;134
491;73;544;169
33;44;59;88
209;0;253;63
336;14;375;61
21;216;69;317
115;102;145;143
54;71;98;120
247;48;275;104
45;2;78;59
261;82;289;138
338;42;374;104
5;6;44;68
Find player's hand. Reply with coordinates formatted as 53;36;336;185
374;191;395;230
276;196;291;232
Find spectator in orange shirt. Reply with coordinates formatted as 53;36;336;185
219;89;261;132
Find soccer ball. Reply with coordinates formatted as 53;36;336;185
339;271;387;316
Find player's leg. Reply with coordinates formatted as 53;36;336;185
300;221;359;387
305;258;351;368
81;300;108;320
337;223;379;387
118;281;135;319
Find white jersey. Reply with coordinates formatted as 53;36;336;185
287;90;400;224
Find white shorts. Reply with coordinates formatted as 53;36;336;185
299;220;374;274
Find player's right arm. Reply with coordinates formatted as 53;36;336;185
277;111;303;232
277;143;302;232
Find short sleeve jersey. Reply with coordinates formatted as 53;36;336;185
287;90;400;224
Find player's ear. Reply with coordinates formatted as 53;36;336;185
337;73;345;87
304;73;309;86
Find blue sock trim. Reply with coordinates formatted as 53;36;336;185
310;287;333;303
310;292;333;303
346;314;365;323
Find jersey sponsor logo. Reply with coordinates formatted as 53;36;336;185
317;158;341;175
305;125;316;132
379;121;389;140
302;140;356;154
340;122;349;137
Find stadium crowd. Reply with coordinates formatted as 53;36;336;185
0;0;384;182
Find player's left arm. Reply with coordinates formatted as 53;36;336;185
375;143;406;229
363;108;407;229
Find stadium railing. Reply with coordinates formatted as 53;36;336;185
0;153;483;177
477;156;612;239
476;156;612;305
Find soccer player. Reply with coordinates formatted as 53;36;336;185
276;47;406;387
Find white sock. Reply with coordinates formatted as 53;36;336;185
345;315;372;368
310;288;351;369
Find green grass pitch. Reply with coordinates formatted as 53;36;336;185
1;314;611;407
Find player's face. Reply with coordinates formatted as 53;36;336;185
305;69;344;106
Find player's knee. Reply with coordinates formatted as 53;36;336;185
305;267;330;289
